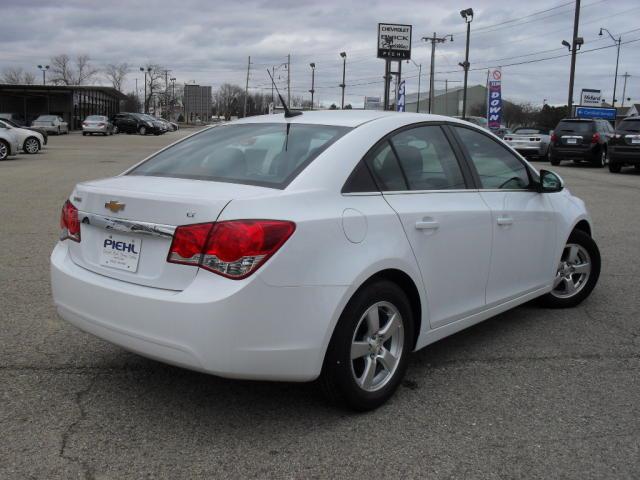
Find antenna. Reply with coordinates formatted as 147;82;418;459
266;69;302;118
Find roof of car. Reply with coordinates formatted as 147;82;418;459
231;110;460;128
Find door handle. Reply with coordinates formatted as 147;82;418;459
497;216;514;226
415;220;440;230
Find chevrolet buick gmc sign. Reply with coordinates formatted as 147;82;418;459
378;23;412;59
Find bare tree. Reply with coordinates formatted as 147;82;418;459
49;54;98;85
141;64;165;114
215;83;244;120
1;67;35;84
104;63;129;91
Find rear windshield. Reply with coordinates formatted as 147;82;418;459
556;121;593;134
36;115;57;121
86;115;106;121
618;119;640;133
128;123;351;188
514;128;545;134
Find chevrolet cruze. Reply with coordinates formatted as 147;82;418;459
51;111;600;410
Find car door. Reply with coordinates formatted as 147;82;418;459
450;125;557;305
366;124;493;328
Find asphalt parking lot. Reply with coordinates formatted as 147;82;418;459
1;130;639;479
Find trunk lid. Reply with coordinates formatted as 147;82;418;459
68;175;275;290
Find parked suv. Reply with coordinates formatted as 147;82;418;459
111;113;165;135
549;118;613;167
609;117;640;173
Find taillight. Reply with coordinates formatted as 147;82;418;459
550;133;558;143
60;200;80;242
591;132;600;144
504;136;512;141
98;123;105;127
167;220;295;279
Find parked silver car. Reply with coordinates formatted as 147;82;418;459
32;115;69;135
504;127;551;159
0;124;20;161
82;115;114;136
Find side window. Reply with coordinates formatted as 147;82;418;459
365;141;407;191
342;161;378;193
454;126;531;190
389;126;466;190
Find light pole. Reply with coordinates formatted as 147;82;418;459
459;8;473;119
339;52;347;109
309;63;316;110
408;59;422;113
139;67;152;113
37;65;49;85
170;77;176;119
599;27;622;107
422;33;453;114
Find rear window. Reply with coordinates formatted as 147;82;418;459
86;115;106;121
36;115;56;121
618;119;640;133
514;128;545;134
128;123;351;188
556;120;593;134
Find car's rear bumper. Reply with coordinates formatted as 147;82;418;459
83;126;109;133
551;145;599;161
511;144;545;156
50;242;345;381
610;147;640;164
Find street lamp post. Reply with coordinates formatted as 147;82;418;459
139;67;152;113
459;8;473;119
599;27;622;107
309;63;316;110
37;65;49;85
170;77;176;119
339;52;347;109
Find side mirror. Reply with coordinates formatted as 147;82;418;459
539;169;564;193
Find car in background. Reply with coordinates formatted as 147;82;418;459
0;113;27;127
82;115;115;136
32;115;69;135
112;113;165;135
0;119;45;154
454;115;489;130
0;123;20;160
504;127;551;160
609;116;640;173
549;118;613;167
51;111;600;410
0;117;48;145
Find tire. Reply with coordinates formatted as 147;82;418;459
550;152;560;166
319;280;415;411
23;137;40;154
538;229;600;308
57;127;61;135
113;125;119;134
635;164;640;172
82;132;87;136
139;126;147;135
0;140;9;161
608;160;622;173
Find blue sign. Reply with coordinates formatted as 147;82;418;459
396;80;405;112
575;106;616;121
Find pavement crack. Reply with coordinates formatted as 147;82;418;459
58;373;100;480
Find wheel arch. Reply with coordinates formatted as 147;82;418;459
573;219;592;237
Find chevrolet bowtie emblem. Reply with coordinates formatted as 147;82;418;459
104;200;125;213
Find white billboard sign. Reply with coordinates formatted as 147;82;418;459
378;23;412;59
580;89;602;107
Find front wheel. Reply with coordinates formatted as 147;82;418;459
113;125;119;134
23;137;40;154
319;280;414;411
549;150;560;166
609;160;622;173
0;140;9;160
139;126;147;135
595;149;607;168
538;230;600;308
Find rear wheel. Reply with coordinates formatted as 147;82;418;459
538;230;600;308
609;160;622;173
0;140;9;160
319;280;414;411
23;137;40;154
594;149;607;168
550;152;560;166
635;164;640;172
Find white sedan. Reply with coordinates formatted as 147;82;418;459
0;119;45;154
32;115;69;135
51;111;600;410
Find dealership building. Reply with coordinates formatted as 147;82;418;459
0;84;126;130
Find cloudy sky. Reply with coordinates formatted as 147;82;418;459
1;0;638;107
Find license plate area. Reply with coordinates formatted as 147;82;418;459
567;138;577;144
99;232;142;272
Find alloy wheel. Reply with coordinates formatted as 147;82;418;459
24;138;39;154
0;142;7;160
350;301;404;392
551;243;591;299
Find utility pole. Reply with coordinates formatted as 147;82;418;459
243;56;251;117
271;66;275;106
567;0;581;114
599;28;622;107
161;69;171;118
422;33;452;114
459;8;474;119
309;63;316;110
620;72;631;107
287;54;291;106
339;52;347;109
